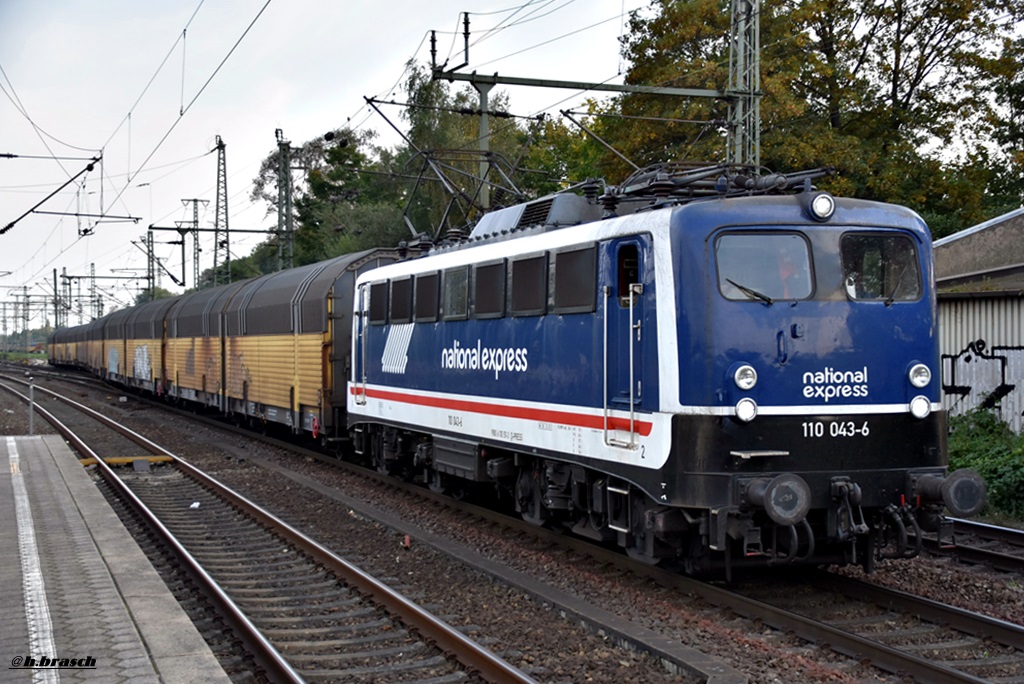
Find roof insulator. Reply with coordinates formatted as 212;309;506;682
650;173;674;198
599;191;619;218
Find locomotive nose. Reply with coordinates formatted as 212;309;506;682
744;473;812;525
914;468;987;517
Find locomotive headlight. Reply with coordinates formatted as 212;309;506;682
810;192;836;221
909;363;931;388
909;395;931;419
733;364;758;390
735;397;758;422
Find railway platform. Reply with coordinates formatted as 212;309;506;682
0;434;230;683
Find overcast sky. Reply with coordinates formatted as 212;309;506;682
0;0;644;325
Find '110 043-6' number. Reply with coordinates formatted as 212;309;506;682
802;420;870;438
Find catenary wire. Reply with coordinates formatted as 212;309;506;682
8;0;273;300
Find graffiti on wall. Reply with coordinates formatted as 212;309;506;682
942;338;1024;432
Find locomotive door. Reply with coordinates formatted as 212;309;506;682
603;237;646;448
353;283;369;405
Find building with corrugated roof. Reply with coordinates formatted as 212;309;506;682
934;207;1024;433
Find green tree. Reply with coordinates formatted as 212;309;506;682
387;61;535;238
608;0;733;176
518;113;607;195
245;58;548;258
246;126;409;267
986;36;1024;210
293;127;410;264
134;286;176;305
597;0;1022;229
949;408;1024;519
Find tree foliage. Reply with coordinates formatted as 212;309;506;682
134;286;176;305
949;408;1024;519
606;0;1024;234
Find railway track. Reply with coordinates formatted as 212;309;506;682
0;372;536;684
154;412;1024;683
20;367;1024;682
920;519;1024;574
730;570;1024;683
395;490;1024;683
207;426;1024;683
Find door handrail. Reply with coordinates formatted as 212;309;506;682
604;283;641;449
355;285;368;405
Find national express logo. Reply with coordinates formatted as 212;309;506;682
802;366;869;402
441;339;528;380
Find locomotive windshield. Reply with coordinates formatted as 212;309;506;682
841;234;921;302
716;233;812;302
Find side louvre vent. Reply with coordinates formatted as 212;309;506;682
516;198;555;229
468;193;603;242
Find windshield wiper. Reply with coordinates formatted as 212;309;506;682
884;265;909;307
727;278;774;305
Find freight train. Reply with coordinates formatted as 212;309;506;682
49;164;986;576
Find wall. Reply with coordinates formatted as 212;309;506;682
934;208;1024;290
939;292;1024;433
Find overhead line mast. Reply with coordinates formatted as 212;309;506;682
213;136;230;286
430;3;762;186
729;0;761;167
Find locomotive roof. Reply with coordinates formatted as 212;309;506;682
439;164;844;251
361;189;931;288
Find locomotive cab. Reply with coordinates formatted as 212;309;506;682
663;191;986;573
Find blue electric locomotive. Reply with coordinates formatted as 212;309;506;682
347;167;986;575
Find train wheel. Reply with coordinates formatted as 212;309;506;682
516;468;548;526
427;469;448;494
625;544;660;565
625;495;661;565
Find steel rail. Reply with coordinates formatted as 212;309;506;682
0;379;304;683
952;518;1024;547
10;376;537;684
664;576;997;684
295;452;1011;684
268;438;1013;684
209;422;1009;684
812;572;1024;649
921;536;1024;573
913;518;1024;573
